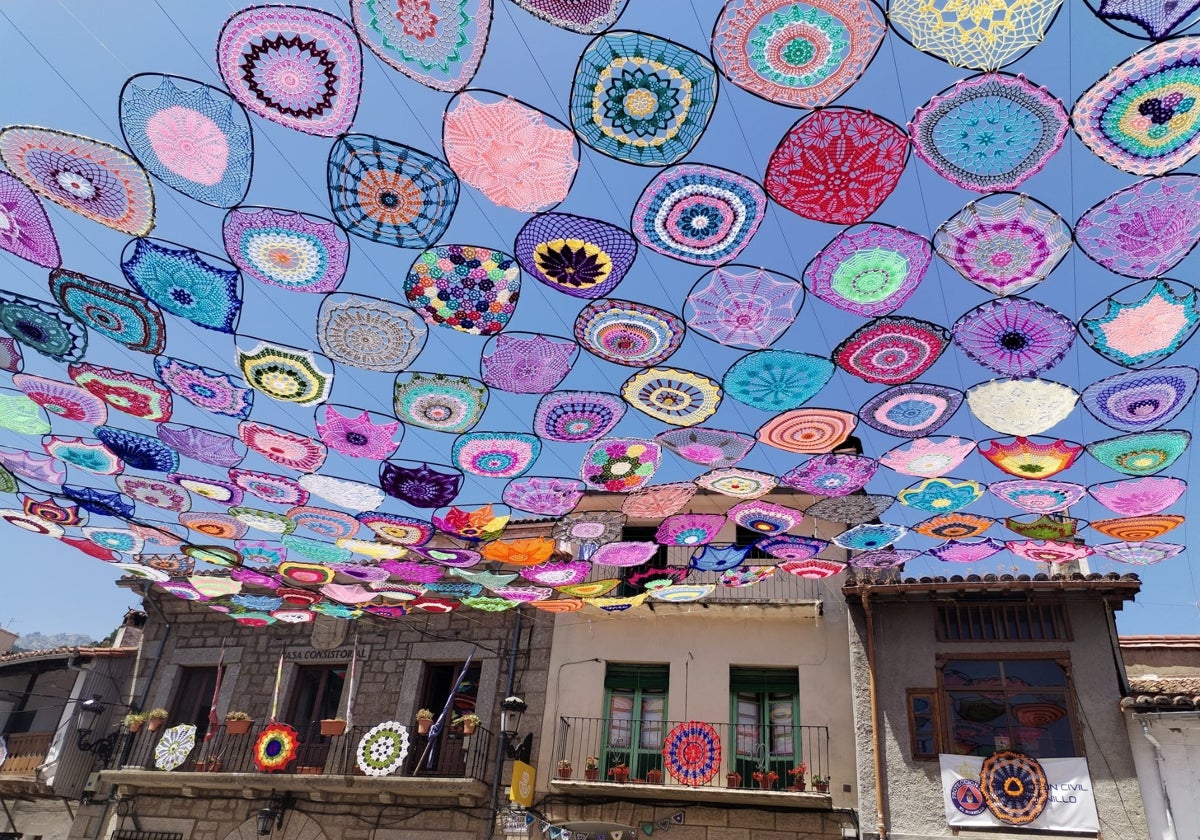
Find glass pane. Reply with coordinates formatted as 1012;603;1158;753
1007;692;1074;757
736;693;761;756
1002;659;1067;688
640;692;664;749
943;660;1002;686
768;695;795;756
948;691;1007;757
608;692;633;748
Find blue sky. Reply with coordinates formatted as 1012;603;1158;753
0;0;1197;641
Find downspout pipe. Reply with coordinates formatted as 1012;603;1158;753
861;593;888;840
135;584;172;712
485;609;524;840
1138;716;1178;840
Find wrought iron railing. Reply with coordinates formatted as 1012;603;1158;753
0;730;54;777
553;717;831;793
114;720;494;782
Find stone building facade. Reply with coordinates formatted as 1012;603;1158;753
845;572;1150;839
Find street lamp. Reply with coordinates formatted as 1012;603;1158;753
75;694;123;768
256;793;292;836
499;695;531;763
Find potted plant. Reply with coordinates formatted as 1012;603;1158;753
584;755;600;781
225;711;253;735
557;759;573;779
752;768;779;790
607;762;630;783
146;708;169;732
320;717;347;737
459;713;480;736
726;771;742;788
646;768;663;785
416;708;434;735
194;755;223;772
124;712;147;733
814;775;830;793
788;762;808;791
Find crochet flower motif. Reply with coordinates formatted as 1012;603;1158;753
316;406;401;459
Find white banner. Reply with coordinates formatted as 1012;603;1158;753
940;755;1099;832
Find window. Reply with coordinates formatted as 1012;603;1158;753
286;665;345;730
730;667;800;785
936;602;1069;642
604;663;668;780
409;661;482;776
907;689;939;761
733;525;772;560
168;666;218;740
940;658;1078;758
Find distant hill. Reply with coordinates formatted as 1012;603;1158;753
11;631;98;652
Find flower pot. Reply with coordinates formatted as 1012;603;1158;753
462;720;478;736
296;765;323;775
814;781;829;793
610;770;629;783
225;719;252;736
320;719;347;737
417;719;432;735
585;769;600;781
558;768;572;779
792;780;806;791
147;718;165;732
128;720;144;734
727;774;741;789
646;771;663;785
194;758;223;773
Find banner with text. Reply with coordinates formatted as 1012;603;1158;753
940;755;1099;832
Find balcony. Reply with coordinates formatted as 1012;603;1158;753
551;717;833;808
102;721;495;805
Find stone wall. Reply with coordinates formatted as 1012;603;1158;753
538;801;852;840
848;592;1149;839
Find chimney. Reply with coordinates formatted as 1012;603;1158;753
110;609;147;649
0;626;17;655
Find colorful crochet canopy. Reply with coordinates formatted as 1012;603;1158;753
913;513;994;540
967;379;1078;437
934;193;1071;297
859;383;962;438
978;437;1082;479
898;477;985;514
122;239;241;334
581;438;661;492
236;341;333;406
0;126;155;236
685;266;802;349
393;372;488;434
0;292;86;364
405;244;520;335
989;479;1086;513
951;298;1075;378
1092;0;1200;37
621;482;696;518
1086;430;1190;476
929;538;1006;564
1092;514;1184;542
1088;477;1186;517
694;467;777;498
571;31;717;166
712;0;885;108
656;427;755;468
452;431;541;479
510;0;627;32
632;164;766;265
723;350;833;412
49;271;164;355
350;0;489;92
909;74;1068;192
622;368;721;427
1074;176;1200;280
317;295;427;372
782;453;878;496
1004;514;1082;541
758;534;828;561
328;134;459;248
443;93;577;213
119;74;252;208
834;317;949;385
0;172;60;268
657;513;725;546
224;206;349;294
757;408;855;454
575;300;685;367
880;437;975;478
1080;279;1200;369
804;224;931;318
1073;38;1200;176
515;213;638;299
727;500;802;536
833;522;907;551
889;0;1064;70
805;493;894;526
482;333;576;394
1091;541;1184;566
765;108;908;225
1081;367;1198;433
534;391;625;443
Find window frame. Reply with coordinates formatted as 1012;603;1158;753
285;663;346;730
935;652;1084;760
935;600;1072;643
168;665;219;739
602;663;668;780
728;667;801;785
906;688;940;761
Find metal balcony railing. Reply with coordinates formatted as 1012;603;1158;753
0;731;54;777
114;720;494;782
553;717;832;793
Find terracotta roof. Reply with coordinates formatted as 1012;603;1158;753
843;572;1141;600
1121;675;1200;712
0;645;136;667
1120;636;1200;649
